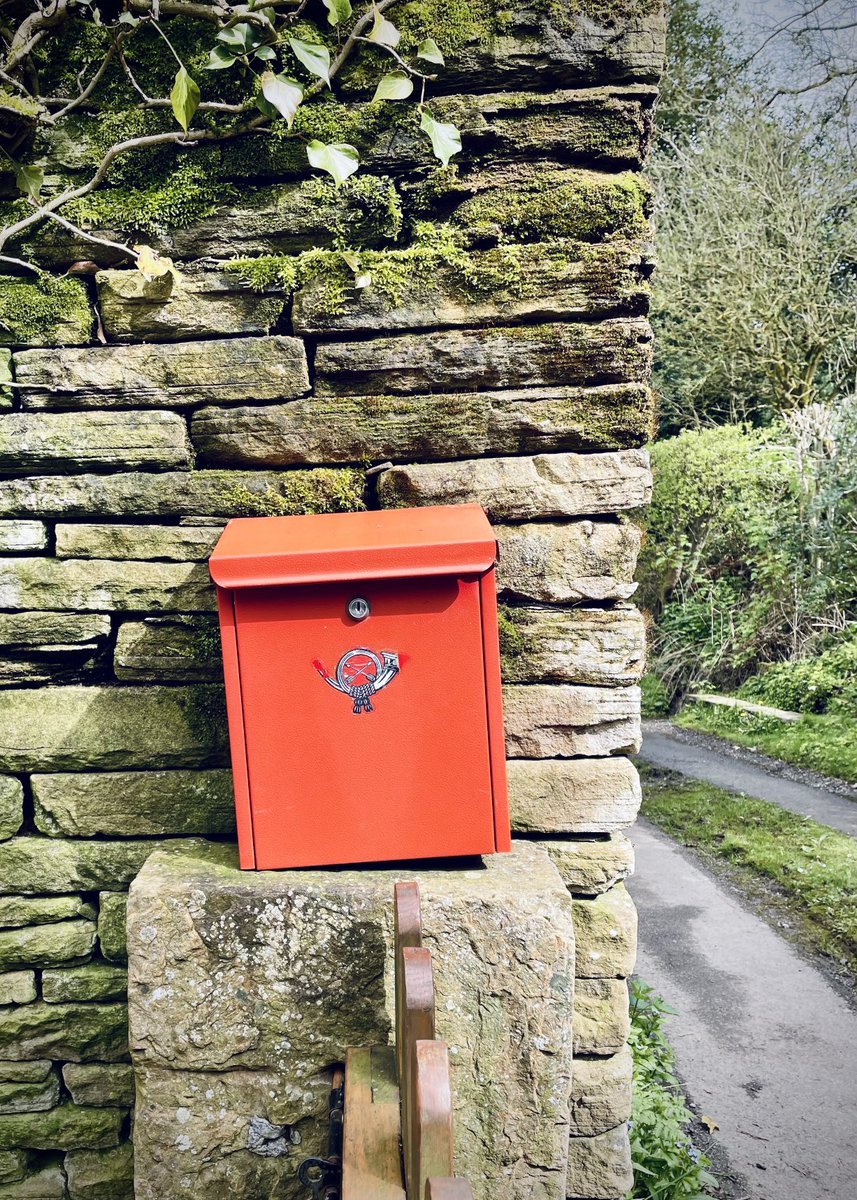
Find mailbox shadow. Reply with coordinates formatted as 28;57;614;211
307;853;489;874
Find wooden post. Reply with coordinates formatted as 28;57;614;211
413;1040;454;1200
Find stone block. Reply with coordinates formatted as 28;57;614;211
0;1071;60;1115
573;886;637;979
292;243;650;336
0;1062;51;1083
0;412;191;473
570;1048;633;1138
15;336;309;410
0;779;22;841
0;837;227;896
63;1064;134;1109
55;523;220;561
0;1002;128;1063
0;523;47;553
504;685;641;757
96;270;284;342
0;972;35;1006
0;468;365;520
32;770;235;839
0;1148;27;1183
66;1142;134;1200
192;383;653;468
97;895;127;964
0;685;228;772
508;759;641;834
574;980;630;1058
0;1164;66;1198
0;559;214;613
42;965;127;1005
496;520;641;604
114;617;222;682
0;613;110;686
567;1124;633;1200
129;843;574;1200
0;897;96;928
378;449;651;521
0;1103;124;1150
0;920;96;970
316;319;653;395
540;835;635;896
0;354;9;409
502;604;646;685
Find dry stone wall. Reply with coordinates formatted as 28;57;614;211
0;2;664;1196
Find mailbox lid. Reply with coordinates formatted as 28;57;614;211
209;504;497;589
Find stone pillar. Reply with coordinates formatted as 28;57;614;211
127;842;575;1200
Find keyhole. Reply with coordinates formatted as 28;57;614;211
347;596;371;621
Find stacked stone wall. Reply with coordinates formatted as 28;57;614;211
0;2;665;1195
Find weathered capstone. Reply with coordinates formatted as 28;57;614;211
0;411;191;473
0;778;22;841
129;843;575;1200
65;1142;134;1200
567;1124;633;1199
97;895;127;964
503;685;641;757
0;1163;65;1198
0;896;96;928
42;965;127;1005
15;336;309;410
573;886;638;978
496;520;641;603
0;685;227;772
114;617;221;682
192;383;653;467
378;450;652;520
540;835;635;896
0;972;35;1006
0;919;96;970
55;522;220;561
0;522;47;553
0;1103;124;1150
0;1071;59;1114
0;837;224;895
570;1048;633;1137
96;270;284;342
316;319;653;395
502;604;646;685
0;1002;128;1063
32;770;235;838
0;1062;51;1083
573;980;630;1058
508;758;641;834
63;1064;135;1109
0;558;215;613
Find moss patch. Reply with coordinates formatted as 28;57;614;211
0;274;92;347
212;468;367;518
498;605;527;667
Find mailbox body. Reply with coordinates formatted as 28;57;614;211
209;505;511;870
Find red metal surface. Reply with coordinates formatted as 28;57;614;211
211;505;510;870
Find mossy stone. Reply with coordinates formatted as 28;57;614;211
0;779;22;842
0;972;35;1006
0;353;10;409
42;964;127;1005
0;1101;124;1150
0;897;96;929
0;920;96;971
62;1064;134;1109
66;1141;134;1200
0;276;92;348
0;1002;128;1063
0;1062;51;1083
97;896;127;965
0;1072;60;1115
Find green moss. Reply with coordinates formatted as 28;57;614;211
0;274;92;347
180;685;229;750
498;605;527;664
214;469;367;518
538;0;662;30
394;0;501;56
0;91;41;119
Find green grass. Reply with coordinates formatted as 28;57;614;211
676;703;857;784
642;775;857;974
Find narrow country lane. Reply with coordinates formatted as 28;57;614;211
629;818;857;1200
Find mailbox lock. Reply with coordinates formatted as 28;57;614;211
347;596;371;621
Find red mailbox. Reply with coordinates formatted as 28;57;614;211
209;504;511;870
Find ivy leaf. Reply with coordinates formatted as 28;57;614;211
135;245;181;283
373;71;414;101
420;109;461;166
14;164;43;203
170;65;200;132
289;38;332;87
368;9;401;48
205;45;236;70
260;71;303;128
342;251;372;289
118;11;140;26
306;139;359;186
323;0;352;26
417;37;445;65
254;45;277;62
217;22;259;54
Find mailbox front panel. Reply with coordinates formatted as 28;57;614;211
232;574;497;869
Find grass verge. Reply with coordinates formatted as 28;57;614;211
628;979;717;1199
642;773;857;975
675;703;857;784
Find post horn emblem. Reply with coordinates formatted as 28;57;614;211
314;648;400;714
